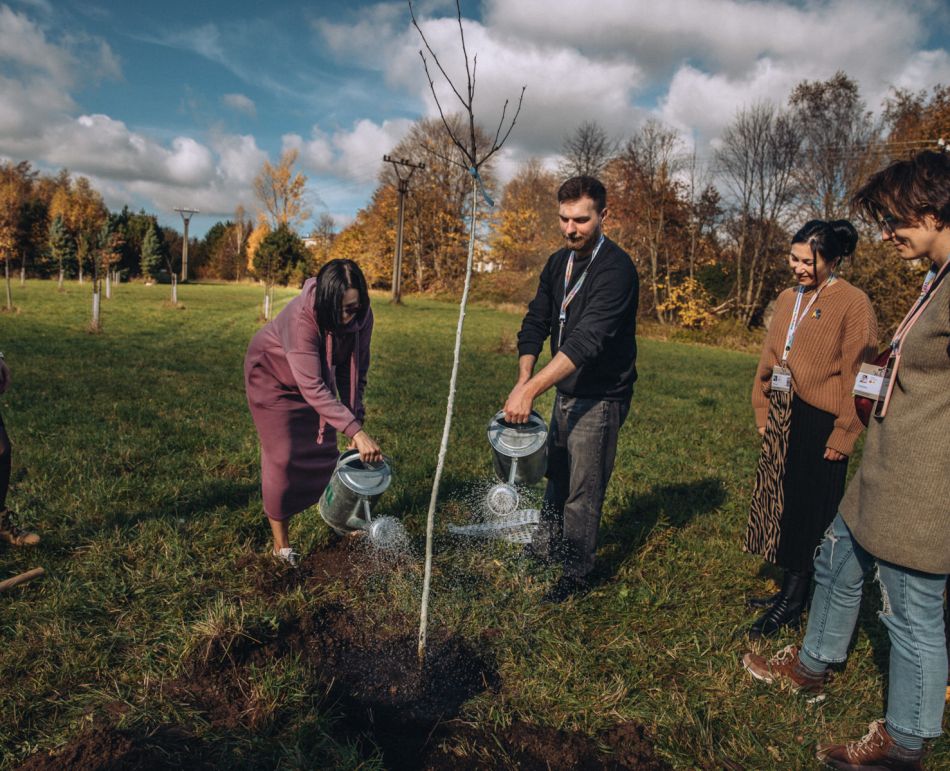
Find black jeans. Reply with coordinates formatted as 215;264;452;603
535;393;629;580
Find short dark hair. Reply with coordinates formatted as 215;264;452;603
791;219;859;269
314;259;369;333
852;150;950;227
557;176;607;212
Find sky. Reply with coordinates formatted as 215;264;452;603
1;0;949;238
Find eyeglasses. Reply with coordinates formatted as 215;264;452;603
876;213;904;239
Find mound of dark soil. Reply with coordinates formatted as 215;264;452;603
20;539;667;770
15;726;210;771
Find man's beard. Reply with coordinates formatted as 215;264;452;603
565;230;599;255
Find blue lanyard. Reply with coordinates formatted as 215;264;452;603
558;234;605;347
781;275;835;364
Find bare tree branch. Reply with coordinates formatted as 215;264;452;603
407;0;524;171
409;1;468;109
417;51;471;167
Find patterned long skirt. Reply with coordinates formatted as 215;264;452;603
745;393;848;571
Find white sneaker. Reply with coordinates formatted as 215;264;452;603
273;547;299;567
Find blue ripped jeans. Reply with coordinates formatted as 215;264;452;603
800;513;948;739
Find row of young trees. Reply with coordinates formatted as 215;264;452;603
1;73;946;333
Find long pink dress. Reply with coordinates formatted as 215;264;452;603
244;278;372;520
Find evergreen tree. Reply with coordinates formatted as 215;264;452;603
48;214;75;288
140;220;166;281
254;225;309;287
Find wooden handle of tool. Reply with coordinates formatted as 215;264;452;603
0;567;45;593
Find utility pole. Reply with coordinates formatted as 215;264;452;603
174;207;199;282
383;155;425;303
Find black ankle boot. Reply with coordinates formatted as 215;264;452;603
749;570;811;638
745;590;781;610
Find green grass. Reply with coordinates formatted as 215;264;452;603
0;279;946;769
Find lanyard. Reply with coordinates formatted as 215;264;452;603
558;234;605;347
874;257;950;420
890;259;950;353
781;275;835;364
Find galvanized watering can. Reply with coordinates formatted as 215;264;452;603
485;410;548;516
319;450;402;548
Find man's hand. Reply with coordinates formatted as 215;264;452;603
503;382;535;424
349;429;382;464
0;360;10;395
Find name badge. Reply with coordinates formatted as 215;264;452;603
771;365;792;393
852;362;886;400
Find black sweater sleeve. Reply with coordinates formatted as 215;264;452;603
517;256;556;358
557;250;638;368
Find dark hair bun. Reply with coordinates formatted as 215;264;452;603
829;219;858;258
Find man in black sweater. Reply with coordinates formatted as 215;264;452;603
503;176;638;602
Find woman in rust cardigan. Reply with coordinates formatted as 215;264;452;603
744;220;877;637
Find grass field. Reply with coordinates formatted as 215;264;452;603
0;280;946;769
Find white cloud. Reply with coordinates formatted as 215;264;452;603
285;117;415;184
221;92;256;117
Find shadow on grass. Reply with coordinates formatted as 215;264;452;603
595;477;727;584
112;480;260;529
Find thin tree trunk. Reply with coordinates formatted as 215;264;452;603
19;260;24;286
78;264;83;284
171;274;178;305
91;284;101;330
4;261;11;311
105;271;112;299
418;176;478;666
58;266;64;290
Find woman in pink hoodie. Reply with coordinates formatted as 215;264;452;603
244;259;382;565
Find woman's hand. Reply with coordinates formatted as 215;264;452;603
350;429;382;464
823;447;846;462
757;426;766;437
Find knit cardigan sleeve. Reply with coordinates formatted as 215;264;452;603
826;293;878;455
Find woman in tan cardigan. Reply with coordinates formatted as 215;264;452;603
745;220;877;637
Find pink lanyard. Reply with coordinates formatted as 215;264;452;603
558;234;605;347
875;259;950;418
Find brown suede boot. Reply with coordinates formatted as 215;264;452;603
0;509;40;546
741;644;828;694
815;720;924;770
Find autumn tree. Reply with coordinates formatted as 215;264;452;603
715;102;801;325
253;148;310;231
68;176;107;284
0;163;29;310
327;188;394;288
559;120;615;179
882;84;950;158
490;158;560;272
381;114;496;291
788;71;881;220
607;119;689;322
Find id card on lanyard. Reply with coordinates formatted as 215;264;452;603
558;234;605;348
771;278;834;393
866;259;950;419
